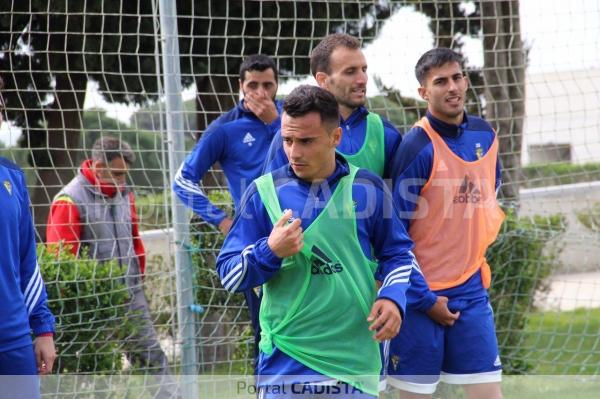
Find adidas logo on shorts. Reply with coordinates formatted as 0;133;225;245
493;355;502;367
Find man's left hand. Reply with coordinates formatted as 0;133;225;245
244;92;278;124
34;335;57;374
367;299;402;342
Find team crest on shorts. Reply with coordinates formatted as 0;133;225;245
391;355;400;371
3;180;12;196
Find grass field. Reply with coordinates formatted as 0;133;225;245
39;308;600;398
522;307;600;375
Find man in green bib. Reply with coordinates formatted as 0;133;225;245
217;85;418;398
263;33;403;179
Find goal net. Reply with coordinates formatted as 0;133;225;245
0;0;599;396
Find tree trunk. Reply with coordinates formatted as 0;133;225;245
194;75;238;134
480;0;526;206
30;72;86;241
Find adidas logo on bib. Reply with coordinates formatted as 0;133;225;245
453;175;481;204
310;245;344;275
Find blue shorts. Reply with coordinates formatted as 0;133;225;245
0;344;40;399
386;295;502;394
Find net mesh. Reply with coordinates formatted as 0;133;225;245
0;0;599;392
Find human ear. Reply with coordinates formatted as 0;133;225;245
315;72;329;89
331;126;342;147
418;86;428;101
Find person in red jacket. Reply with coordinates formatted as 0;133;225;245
47;136;178;399
46;146;145;271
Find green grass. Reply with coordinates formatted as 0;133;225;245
380;376;600;399
522;307;600;375
204;307;600;399
381;308;600;399
42;308;600;398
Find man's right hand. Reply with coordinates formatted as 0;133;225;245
267;209;303;258
426;296;460;326
244;91;278;124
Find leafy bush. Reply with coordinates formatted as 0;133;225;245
488;211;566;374
135;190;171;231
39;245;134;373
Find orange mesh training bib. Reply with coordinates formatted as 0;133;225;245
408;117;505;290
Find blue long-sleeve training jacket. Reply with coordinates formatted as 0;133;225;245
262;106;402;179
0;157;55;352
217;155;426;380
389;111;503;311
173;99;283;226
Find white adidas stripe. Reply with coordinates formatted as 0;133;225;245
174;172;206;196
222;263;242;288
174;166;207;196
24;267;42;308
382;265;412;287
382;272;412;287
384;276;410;288
27;282;43;315
223;244;254;292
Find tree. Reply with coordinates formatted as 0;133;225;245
408;0;526;203
0;1;160;238
0;0;396;238
176;0;395;131
82;108;195;190
479;0;525;202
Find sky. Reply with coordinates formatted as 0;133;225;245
2;0;600;146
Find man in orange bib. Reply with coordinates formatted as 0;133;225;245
386;48;504;399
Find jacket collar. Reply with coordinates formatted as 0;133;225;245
426;110;468;138
80;159;126;198
340;106;369;127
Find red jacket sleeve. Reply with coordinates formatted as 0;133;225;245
46;198;82;255
129;192;146;274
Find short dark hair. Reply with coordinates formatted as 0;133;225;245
310;33;361;76
283;85;339;131
415;48;464;85
239;54;278;82
91;136;135;165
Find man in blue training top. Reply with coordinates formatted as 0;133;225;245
263;33;402;179
174;53;282;234
173;53;282;370
217;85;420;398
0;77;56;398
387;48;504;399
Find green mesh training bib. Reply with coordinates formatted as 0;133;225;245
255;164;381;396
338;112;385;177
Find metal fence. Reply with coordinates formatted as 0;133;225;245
1;1;599;397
